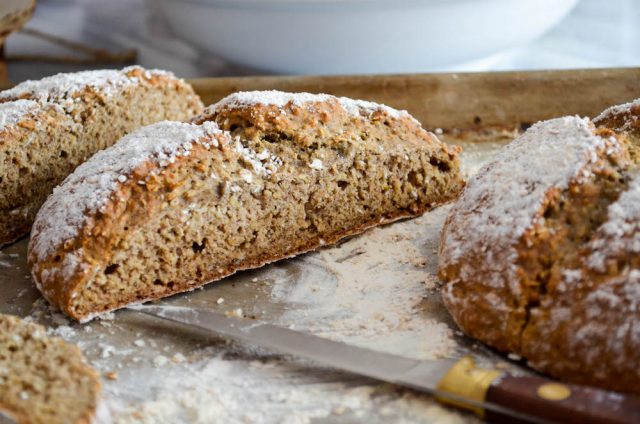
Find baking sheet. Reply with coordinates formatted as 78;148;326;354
3;68;639;423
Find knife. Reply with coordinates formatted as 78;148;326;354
131;304;640;424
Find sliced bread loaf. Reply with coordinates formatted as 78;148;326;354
0;66;203;246
0;313;101;424
29;92;464;321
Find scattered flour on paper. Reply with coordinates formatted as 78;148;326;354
110;354;470;424
267;208;457;361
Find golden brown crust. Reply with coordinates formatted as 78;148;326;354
193;91;461;171
594;100;640;162
31;140;227;319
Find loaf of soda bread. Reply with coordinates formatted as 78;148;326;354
0;313;101;424
29;91;464;321
0;66;203;246
439;115;640;394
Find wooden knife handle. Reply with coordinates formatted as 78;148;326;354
485;374;640;424
435;357;640;424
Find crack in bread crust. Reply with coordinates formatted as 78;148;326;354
515;162;631;360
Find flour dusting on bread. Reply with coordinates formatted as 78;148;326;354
594;98;640;124
440;116;617;283
30;121;225;262
0;99;41;130
209;90;409;120
588;174;640;272
0;66;173;105
439;113;640;394
0;66;204;247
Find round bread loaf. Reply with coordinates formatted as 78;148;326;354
0;313;101;424
439;115;640;394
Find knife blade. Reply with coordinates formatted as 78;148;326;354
131;304;640;424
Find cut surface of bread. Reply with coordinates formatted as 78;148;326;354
0;66;203;246
29;91;464;321
439;115;640;394
0;313;101;424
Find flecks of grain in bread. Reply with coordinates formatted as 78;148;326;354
0;313;100;424
1;66;204;248
0;99;40;130
30;120;284;314
440;115;640;394
30;121;225;263
309;158;324;170
30;91;463;321
232;137;281;176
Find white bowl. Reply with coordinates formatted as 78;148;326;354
155;0;580;74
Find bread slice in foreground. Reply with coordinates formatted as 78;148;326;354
0;313;101;424
0;66;203;246
29;92;464;321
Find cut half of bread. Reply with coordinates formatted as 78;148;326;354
0;313;101;424
0;66;203;246
29;92;464;321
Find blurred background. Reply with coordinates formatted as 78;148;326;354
2;0;640;83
